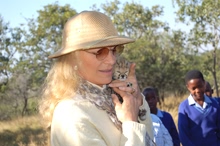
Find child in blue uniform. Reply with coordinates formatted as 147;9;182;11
150;113;173;146
205;81;220;106
178;69;220;146
143;87;180;146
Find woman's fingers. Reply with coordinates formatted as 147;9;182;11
118;86;136;94
111;87;139;122
112;94;121;107
128;63;136;78
127;62;143;107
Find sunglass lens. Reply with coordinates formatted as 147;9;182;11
96;45;124;60
115;45;124;56
96;47;109;60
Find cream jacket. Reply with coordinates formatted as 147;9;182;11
51;94;153;146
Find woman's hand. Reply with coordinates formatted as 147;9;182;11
108;63;143;123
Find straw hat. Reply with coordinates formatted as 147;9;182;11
48;11;135;58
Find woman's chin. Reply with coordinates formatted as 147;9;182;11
104;79;112;85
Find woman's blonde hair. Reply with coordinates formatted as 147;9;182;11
39;52;79;128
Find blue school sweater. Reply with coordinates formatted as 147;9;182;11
178;94;220;146
213;97;220;106
157;110;180;146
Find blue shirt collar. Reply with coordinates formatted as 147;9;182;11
188;94;212;107
156;109;163;118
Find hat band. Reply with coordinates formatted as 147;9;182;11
86;36;121;49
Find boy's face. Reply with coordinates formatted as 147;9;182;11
144;90;158;111
186;78;205;100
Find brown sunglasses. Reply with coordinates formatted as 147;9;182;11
84;45;124;60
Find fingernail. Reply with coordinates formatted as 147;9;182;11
119;87;125;90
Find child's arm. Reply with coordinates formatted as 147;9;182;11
166;112;180;146
178;102;196;146
215;102;220;139
160;120;173;146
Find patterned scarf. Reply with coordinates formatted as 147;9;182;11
76;78;155;146
76;78;122;131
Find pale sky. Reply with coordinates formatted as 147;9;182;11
0;0;186;30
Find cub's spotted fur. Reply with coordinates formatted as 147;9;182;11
111;57;131;103
113;57;131;80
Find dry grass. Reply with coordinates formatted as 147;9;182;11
0;115;42;132
158;94;186;127
0;115;49;146
0;95;186;145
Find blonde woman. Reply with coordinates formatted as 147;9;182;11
39;11;154;146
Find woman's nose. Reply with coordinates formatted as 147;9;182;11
104;50;116;64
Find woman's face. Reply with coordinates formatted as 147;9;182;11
76;46;118;86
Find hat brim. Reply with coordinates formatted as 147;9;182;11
48;36;135;58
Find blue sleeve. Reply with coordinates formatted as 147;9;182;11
178;101;195;146
211;98;220;139
167;113;180;146
213;97;220;107
217;108;220;139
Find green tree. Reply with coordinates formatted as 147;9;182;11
174;0;220;96
0;3;77;117
99;0;196;96
1;0;211;118
0;15;25;118
0;15;19;92
17;2;77;115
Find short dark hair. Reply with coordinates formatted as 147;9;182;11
185;69;204;84
142;86;158;96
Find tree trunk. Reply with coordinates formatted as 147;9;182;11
22;95;28;116
212;25;219;97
